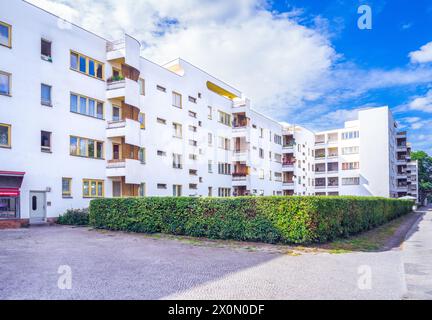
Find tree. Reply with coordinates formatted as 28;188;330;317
411;151;432;202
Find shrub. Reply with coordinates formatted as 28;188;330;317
89;196;413;244
57;208;89;226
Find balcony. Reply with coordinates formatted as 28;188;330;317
106;158;143;185
106;119;141;147
282;181;295;188
106;78;140;107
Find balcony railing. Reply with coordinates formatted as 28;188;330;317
107;120;126;129
107;39;125;52
107;79;125;91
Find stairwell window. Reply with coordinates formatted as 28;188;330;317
139;113;145;129
173;123;182;138
218;111;231;126
0;71;11;96
139;79;145;95
41;39;52;62
173;185;182;196
41;84;52;106
139;183;146;197
0;21;11;48
173;154;183;169
0;124;11;148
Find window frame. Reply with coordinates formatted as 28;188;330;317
0;123;11;148
41;83;52;106
62;178;72;197
0;70;11;96
41;131;52;152
70;92;104;120
70;135;104;159
172;91;182;109
70;50;104;80
41;38;52;61
82;179;104;198
0;21;12;48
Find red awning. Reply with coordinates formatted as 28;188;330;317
0;188;20;196
0;171;25;196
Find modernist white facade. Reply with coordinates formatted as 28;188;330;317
0;0;418;225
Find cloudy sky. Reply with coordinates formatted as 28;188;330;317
27;0;432;153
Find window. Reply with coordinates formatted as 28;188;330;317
41;84;52;106
274;153;282;163
157;150;167;157
157;118;167;125
188;111;197;118
189;154;198;161
173;123;182;138
62;178;72;197
208;160;213;173
260;128;264;138
259;169;264;180
274;134;282;145
70;51;104;79
158;184;167;190
0;21;11;48
139;112;145;129
139;148;146;164
189;140;197;147
189;184;198;190
218;163;231;175
173;154;183;169
112;105;121;122
139;183;146;197
342;131;360;140
259;148;264;159
41;39;52;61
274;172;282;182
173;185;182;196
208;106;212;120
139;79;145;95
156;85;166;92
342;146;359;155
218;188;231;197
342;162;360;170
208;187;213;197
70;93;104;119
0;71;11;96
189;169;198;176
172;92;182;108
41;131;52;152
218;137;230;150
0;123;11;148
342;177;360;185
82;179;104;198
218;111;231;126
208;133;213;146
70;136;104;159
188;96;197;103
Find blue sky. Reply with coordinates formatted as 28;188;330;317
270;0;432;152
29;0;432;153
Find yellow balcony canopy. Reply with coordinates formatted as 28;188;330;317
206;81;239;100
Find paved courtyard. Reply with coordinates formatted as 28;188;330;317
0;207;431;300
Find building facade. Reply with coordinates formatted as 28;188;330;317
0;0;418;226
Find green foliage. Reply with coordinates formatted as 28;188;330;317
57;208;89;226
89;196;413;244
411;150;432;202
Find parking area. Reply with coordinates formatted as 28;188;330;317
2;222;424;300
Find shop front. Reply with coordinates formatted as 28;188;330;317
0;171;26;228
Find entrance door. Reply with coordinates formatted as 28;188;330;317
29;191;46;223
112;181;121;197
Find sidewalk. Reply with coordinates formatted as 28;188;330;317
402;205;432;300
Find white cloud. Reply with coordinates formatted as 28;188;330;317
409;41;432;64
25;0;432;125
409;89;432;112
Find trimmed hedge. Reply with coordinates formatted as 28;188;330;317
89;196;413;244
57;208;89;226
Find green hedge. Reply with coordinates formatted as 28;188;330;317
57;208;89;226
89;196;413;244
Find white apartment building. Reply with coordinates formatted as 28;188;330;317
0;1;418;227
